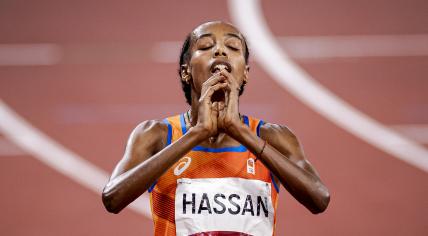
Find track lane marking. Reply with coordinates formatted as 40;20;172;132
2;33;427;66
0;44;61;65
229;0;428;173
0;100;152;218
151;34;428;63
278;34;428;59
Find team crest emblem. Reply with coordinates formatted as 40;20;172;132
247;158;256;175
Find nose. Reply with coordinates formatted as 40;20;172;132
214;44;227;58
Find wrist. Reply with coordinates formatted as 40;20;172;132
226;120;247;140
229;123;265;156
188;125;211;142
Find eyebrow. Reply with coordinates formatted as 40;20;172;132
196;33;243;41
225;33;242;40
196;33;213;40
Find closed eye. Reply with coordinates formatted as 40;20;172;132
199;45;213;50
228;45;239;51
225;39;242;51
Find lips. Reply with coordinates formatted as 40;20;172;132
210;60;232;74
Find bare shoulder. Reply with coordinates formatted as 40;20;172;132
259;122;298;140
110;119;168;179
130;119;169;152
259;122;320;177
259;122;300;153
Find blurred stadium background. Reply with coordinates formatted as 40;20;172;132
0;0;427;235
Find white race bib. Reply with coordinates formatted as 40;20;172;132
175;177;274;236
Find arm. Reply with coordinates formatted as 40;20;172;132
102;73;229;214
217;69;330;214
228;122;330;214
101;120;206;214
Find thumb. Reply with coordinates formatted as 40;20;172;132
211;102;219;117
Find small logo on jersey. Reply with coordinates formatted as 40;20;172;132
247;158;255;175
174;157;192;176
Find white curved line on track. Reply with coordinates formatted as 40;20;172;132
0;100;152;218
228;0;428;173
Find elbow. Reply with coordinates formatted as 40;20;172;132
102;186;123;214
310;183;331;214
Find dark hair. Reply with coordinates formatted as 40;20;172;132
178;33;250;105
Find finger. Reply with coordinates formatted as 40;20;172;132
224;89;229;107
219;69;241;92
218;101;226;111
200;75;227;98
211;101;219;112
202;73;227;89
219;69;235;81
200;82;228;103
224;87;239;115
211;101;220;117
217;104;226;126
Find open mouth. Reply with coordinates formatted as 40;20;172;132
209;61;231;102
211;89;225;102
210;61;232;74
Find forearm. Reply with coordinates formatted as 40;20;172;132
102;126;206;213
229;124;330;213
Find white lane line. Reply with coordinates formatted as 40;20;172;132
2;35;427;66
279;34;428;60
54;103;276;124
151;34;428;63
392;124;428;144
0;44;61;65
229;0;428;173
151;41;183;63
0;100;152;218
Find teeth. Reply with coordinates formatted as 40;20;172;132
217;65;227;70
214;64;227;72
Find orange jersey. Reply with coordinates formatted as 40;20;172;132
149;114;279;236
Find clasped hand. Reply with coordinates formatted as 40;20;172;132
196;69;243;139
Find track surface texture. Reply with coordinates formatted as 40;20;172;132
1;0;427;235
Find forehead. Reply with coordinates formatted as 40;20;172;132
192;22;243;40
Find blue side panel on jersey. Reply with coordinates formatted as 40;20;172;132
192;144;247;153
148;180;157;193
270;172;280;193
243;115;249;126
180;113;187;135
163;118;172;145
257;120;264;137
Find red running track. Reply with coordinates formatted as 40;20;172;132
0;0;427;235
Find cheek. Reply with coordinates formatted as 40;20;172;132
192;77;204;94
190;66;207;92
232;62;247;82
189;54;211;93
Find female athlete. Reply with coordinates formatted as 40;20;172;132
102;21;330;236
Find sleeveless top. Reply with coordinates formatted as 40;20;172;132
148;114;280;236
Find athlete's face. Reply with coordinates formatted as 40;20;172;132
185;22;249;98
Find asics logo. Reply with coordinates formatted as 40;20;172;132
174;157;192;176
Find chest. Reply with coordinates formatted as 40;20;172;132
156;151;272;194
